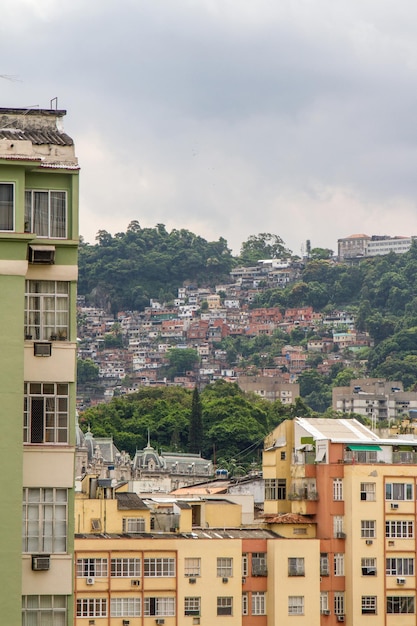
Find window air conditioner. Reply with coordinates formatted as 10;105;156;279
242;577;246;584
397;577;406;585
28;244;55;265
86;577;95;585
365;539;373;545
34;342;52;357
337;616;345;623
189;577;196;584
222;577;229;583
336;532;346;539
32;555;50;571
131;579;141;587
322;609;331;615
391;503;399;510
156;620;165;625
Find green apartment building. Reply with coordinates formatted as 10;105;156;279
0;108;79;624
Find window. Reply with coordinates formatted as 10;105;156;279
334;553;344;576
76;558;108;577
217;597;233;616
185;557;201;577
265;478;286;500
362;596;377;614
320;553;329;576
252;592;266;615
122;517;145;533
386;558;414;576
184;597;200;616
25;189;67;238
361;558;377;576
334;592;345;616
360;482;376;501
25;280;69;341
242;592;248;615
22;487;67;553
361;520;376;538
333;516;344;537
24;383;69;444
144;557;175;577
111;598;141;617
252;552;267;576
111;558;141;577
217;557;233;577
386;483;413;501
288;557;305;576
386;520;414;538
0;182;14;231
22;595;67;625
76;598;107;618
387;596;415;614
288;596;304;615
242;554;248;577
333;479;343;501
320;592;329;614
144;597;175;617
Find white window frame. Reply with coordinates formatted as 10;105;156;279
22;487;67;553
362;596;377;614
361;557;377;576
217;557;233;577
242;554;248;577
110;597;141;617
122;517;145;533
24;382;69;444
288;596;304;615
252;552;267;576
361;520;376;538
25;189;67;238
0;182;14;231
25;280;69;341
184;557;201;577
360;482;376;501
320;592;329;613
144;597;175;617
333;516;344;537
333;478;343;501
334;592;345;616
386;483;413;501
252;592;266;615
184;597;201;617
111;557;141;577
320;553;329;576
288;557;305;576
334;553;344;576
144;557;175;577
22;595;67;624
242;592;248;616
386;520;414;538
76;558;108;578
386;557;414;576
217;597;233;616
387;596;415;614
76;598;107;618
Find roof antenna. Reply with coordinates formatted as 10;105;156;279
50;97;58;110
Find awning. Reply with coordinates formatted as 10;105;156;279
347;444;382;452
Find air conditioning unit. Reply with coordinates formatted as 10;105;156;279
122;621;130;626
32;555;50;571
336;532;346;539
34;342;52;357
156;620;165;625
397;577;406;585
337;616;345;623
242;577;246;584
388;540;395;546
322;609;331;615
391;503;399;510
28;244;55;264
189;577;196;584
365;539;373;545
86;577;95;585
222;577;229;583
131;579;141;587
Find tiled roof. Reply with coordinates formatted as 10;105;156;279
116;492;149;511
0;128;73;145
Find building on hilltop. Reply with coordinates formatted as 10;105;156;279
338;233;416;261
0;107;79;624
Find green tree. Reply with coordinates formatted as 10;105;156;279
166;348;199;378
77;358;99;384
239;233;292;265
189;387;204;453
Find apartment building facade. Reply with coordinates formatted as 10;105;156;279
0;107;79;623
264;416;417;625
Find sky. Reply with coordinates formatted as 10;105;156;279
2;0;417;256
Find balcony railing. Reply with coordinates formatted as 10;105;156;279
288;490;319;501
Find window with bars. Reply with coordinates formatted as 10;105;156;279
320;553;330;576
362;596;377;614
76;558;108;578
184;557;201;577
184;597;200;616
25;189;67;238
360;482;376;501
110;598;141;617
217;597;233;616
24;383;69;444
361;520;376;538
385;483;413;501
252;552;267;576
111;558;141;577
288;596;304;615
387;596;415;614
25;280;69;341
144;597;175;617
144;557;175;577
334;592;345;616
288;557;305;576
386;520;414;538
217;557;233;577
22;595;67;626
22;487;67;553
252;592;266;615
0;183;14;231
361;557;377;576
76;598;107;618
122;517;145;534
386;557;414;576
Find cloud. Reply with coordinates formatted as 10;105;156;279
3;0;417;253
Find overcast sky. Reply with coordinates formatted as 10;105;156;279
3;0;417;255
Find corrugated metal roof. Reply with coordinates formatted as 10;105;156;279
0;128;73;145
116;492;149;511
